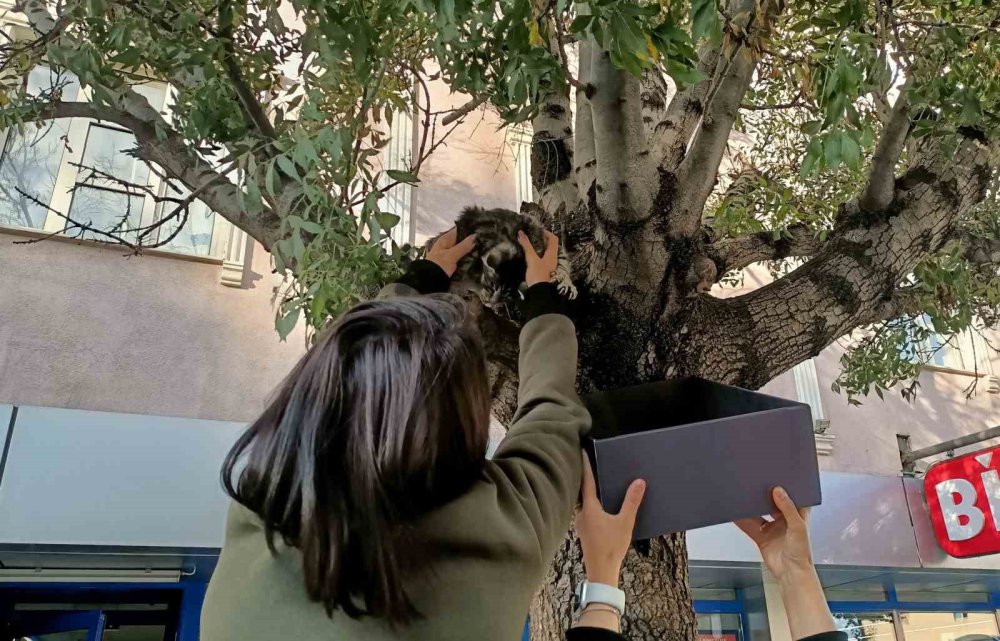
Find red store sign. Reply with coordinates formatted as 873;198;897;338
925;444;1000;558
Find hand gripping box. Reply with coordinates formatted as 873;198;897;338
582;377;822;540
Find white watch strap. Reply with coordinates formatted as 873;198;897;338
576;581;626;616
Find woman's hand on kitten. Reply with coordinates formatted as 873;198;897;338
519;230;559;287
427;227;477;277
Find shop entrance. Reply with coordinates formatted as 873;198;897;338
829;586;1000;641
0;582;205;641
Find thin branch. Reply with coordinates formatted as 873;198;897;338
859;78;913;213
441;96;487;126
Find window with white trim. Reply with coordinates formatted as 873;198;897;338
0;65;245;268
511;125;534;208
377;108;415;247
791;357;828;432
898;314;995;375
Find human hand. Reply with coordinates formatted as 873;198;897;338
517;230;559;287
736;488;834;639
734;487;813;582
576;450;646;586
427;227;477;277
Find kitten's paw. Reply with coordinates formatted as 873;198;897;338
557;280;578;300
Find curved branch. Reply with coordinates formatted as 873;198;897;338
677;132;999;388
859;80;913;213
668;0;784;238
707;224;826;276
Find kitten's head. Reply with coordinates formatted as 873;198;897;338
453;206;547;299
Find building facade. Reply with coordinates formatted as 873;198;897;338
1;7;1000;641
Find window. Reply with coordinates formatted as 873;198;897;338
906;315;993;375
0;66;239;262
511;125;534;207
378;108;415;247
833;613;896;641
899;611;999;641
697;613;744;641
0;66;80;229
792;357;828;432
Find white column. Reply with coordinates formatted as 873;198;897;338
380;108;415;246
762;568;793;641
791;358;826;427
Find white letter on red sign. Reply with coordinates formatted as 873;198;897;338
935;479;985;541
981;470;1000;531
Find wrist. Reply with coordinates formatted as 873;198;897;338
776;559;819;589
585;570;621;588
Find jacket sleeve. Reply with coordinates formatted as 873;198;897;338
566;628;625;641
488;282;589;559
563;624;849;641
376;259;451;299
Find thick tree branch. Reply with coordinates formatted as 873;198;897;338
859;80;913;213
707;224;825;276
658;44;721;170
531;84;579;218
677;132;998;388
573;38;597;207
28;100;280;248
668;0;783;238
589;48;655;221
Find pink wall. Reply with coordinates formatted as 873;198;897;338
816;343;1000;475
412;80;520;244
0;231;305;422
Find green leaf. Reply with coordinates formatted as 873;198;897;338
824;131;843;170
570;14;594;33
800;120;822;135
691;0;719;41
376;212;401;229
291;230;306;260
276;155;299;181
386;169;419;184
841;133;861;169
800;138;823;177
299;220;324;234
265;159;278;197
276;307;301;340
666;60;707;85
960;91;982;124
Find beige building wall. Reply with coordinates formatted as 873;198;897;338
0;231;305;423
413;79;522;244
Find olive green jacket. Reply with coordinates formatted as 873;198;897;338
201;279;589;641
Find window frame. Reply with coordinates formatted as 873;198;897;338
0;37;245;267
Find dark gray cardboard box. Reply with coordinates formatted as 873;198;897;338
582;377;822;540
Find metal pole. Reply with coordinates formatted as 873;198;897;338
901;425;1000;466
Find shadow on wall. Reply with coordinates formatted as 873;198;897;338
414;171;518;244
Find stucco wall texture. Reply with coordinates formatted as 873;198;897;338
0;232;305;423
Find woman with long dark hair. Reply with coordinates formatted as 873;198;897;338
201;227;589;640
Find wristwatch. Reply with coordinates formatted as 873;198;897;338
574;581;626;617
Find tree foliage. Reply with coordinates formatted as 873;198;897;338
4;0;1000;637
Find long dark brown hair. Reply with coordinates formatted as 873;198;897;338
222;295;491;624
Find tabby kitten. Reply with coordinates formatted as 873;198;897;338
430;206;577;304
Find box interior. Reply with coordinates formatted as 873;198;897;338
584;376;803;439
